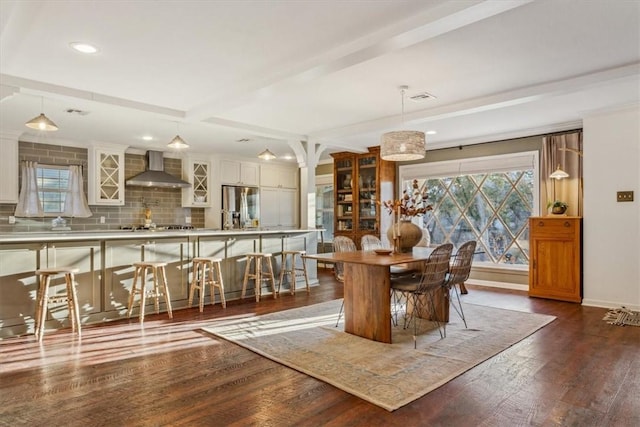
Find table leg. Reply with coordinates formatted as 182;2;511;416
343;263;391;344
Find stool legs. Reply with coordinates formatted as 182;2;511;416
242;254;276;302
278;252;310;295
189;259;226;312
128;263;172;324
34;270;81;342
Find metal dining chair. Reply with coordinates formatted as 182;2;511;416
390;243;453;347
444;240;477;329
332;236;357;327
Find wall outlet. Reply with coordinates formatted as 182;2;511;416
100;216;106;224
8;216;15;224
617;191;634;202
185;216;192;224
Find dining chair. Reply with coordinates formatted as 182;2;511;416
360;234;383;251
444;240;477;329
390;243;453;347
332;236;357;327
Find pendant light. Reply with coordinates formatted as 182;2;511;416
380;86;425;161
25;98;58;131
167;122;189;149
549;164;569;179
258;148;276;160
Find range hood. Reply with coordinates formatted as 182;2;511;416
126;151;191;188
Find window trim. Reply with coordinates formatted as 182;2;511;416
36;163;70;217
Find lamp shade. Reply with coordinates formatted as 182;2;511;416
167;135;189;149
258;148;276;160
25;113;58;131
549;164;569;179
380;131;425;161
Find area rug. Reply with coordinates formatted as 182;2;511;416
202;300;555;411
603;306;640;326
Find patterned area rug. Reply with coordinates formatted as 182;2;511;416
603;307;640;326
202;300;555;411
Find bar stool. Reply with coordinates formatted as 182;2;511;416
34;267;81;342
189;257;226;312
241;252;277;302
127;261;173;324
278;250;310;295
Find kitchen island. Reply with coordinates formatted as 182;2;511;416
0;228;320;339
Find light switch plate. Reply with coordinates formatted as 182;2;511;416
185;216;191;224
8;215;15;224
617;191;634;202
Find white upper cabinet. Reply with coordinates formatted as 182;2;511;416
260;164;298;188
0;133;19;203
182;156;211;207
221;160;259;186
88;144;127;206
260;187;298;228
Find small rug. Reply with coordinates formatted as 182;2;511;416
202;300;555;411
603;306;640;326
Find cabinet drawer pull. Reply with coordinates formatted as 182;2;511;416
564;221;570;227
538;221;544;227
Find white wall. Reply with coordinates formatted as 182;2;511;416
583;105;640;310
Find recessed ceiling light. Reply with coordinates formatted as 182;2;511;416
142;135;154;141
69;42;99;54
426;130;437;135
282;154;293;160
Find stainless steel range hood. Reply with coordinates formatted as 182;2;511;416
126;151;191;188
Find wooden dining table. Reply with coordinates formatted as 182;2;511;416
304;249;435;344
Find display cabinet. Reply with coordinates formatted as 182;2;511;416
528;216;582;303
88;144;127;206
331;147;395;247
182;157;211;207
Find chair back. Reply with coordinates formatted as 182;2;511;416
361;234;383;251
417;243;453;294
332;236;357;282
446;240;477;288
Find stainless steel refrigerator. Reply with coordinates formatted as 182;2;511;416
221;185;260;229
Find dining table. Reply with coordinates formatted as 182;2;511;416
304;248;439;344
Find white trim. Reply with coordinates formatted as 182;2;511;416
465;279;528;292
582;299;640;311
315;173;333;186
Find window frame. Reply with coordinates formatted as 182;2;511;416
36;164;71;216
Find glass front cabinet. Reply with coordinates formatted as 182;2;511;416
88;144;127;206
331;147;395;248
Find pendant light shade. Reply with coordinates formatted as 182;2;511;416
380;86;425;161
258;148;276;160
167;122;189;149
549;164;569;179
26;98;58;131
167;135;189;149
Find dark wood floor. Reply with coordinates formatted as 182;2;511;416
1;270;638;427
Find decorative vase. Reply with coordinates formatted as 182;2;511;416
386;220;423;253
343;174;351;189
552;206;567;215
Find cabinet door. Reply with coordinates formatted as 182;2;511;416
182;158;211;207
260;187;280;227
240;162;259;186
278;188;298;227
221;160;241;184
88;146;126;205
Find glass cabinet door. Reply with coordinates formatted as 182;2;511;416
334;157;354;232
357;154;377;232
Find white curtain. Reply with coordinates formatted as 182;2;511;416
14;161;43;217
63;165;93;217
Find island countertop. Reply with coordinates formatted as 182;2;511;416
0;228;322;244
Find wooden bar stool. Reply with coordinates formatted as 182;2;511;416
278;250;310;295
127;261;173;324
189;257;226;312
241;252;277;302
34;267;81;342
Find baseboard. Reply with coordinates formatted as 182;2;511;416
582;298;640;311
466;279;528;292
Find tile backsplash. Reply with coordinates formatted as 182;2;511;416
0;141;204;232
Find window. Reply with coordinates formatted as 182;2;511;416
399;152;538;266
315;174;334;242
37;165;70;214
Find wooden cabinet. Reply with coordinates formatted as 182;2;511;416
0;133;19;203
260;164;298;188
529;216;582;303
331;147;395;248
221;160;259;186
88;144;127;206
182;157;211;207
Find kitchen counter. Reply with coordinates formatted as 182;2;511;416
0;228;321;339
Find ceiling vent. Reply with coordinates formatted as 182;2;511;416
65;108;90;116
409;92;437;102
